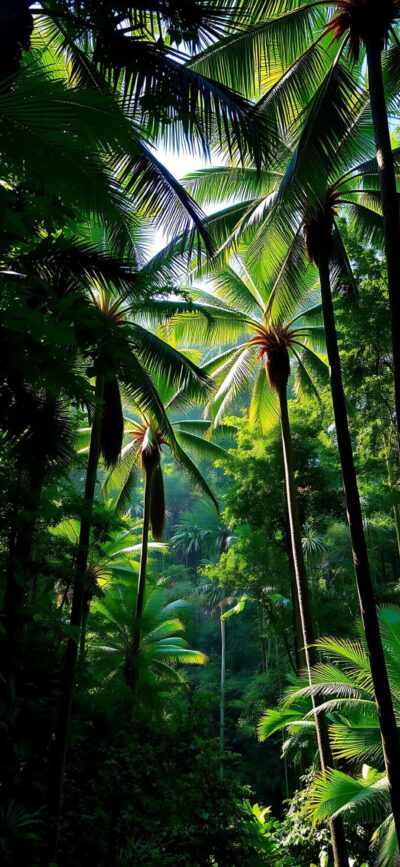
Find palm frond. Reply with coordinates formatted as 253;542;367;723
174;429;229;463
173;441;219;512
249;365;279;433
308;768;389;825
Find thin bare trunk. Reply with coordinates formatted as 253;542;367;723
319;250;400;846
45;375;104;864
286;524;306;671
129;466;152;688
220;604;226;780
105;469;153;864
366;36;400;442
77;596;90;687
278;383;349;867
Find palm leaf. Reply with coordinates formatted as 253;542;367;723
308;768;389;825
173;430;229;462
249;365;279;433
173;441;219;512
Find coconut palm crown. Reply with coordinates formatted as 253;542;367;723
90;583;208;698
190;0;400;447
162;257;327;430
103;404;230;535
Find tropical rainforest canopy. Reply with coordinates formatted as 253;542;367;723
3;1;400;865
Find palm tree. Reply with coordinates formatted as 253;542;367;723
178;98;400;842
191;0;400;439
0;12;221;650
259;605;400;865
37;238;212;853
164;259;349;864
302;524;326;578
46;277;212;859
50;518;168;673
171;524;212;567
103;402;227;688
88;554;209;867
277;136;400;845
76;278;212;604
1;237;143;668
90;583;208;698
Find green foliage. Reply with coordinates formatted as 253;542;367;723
260;606;400;863
60;698;285;867
270;777;371;866
2;5;400;866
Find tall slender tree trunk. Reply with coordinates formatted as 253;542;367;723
105;468;154;865
365;35;400;441
318;251;400;846
286;524;306;671
45;375;104;865
278;382;349;867
220;603;226;780
129;466;153;688
291;572;306;672
77;595;91;686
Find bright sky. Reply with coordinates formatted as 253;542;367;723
157;145;208;179
150;145;210;256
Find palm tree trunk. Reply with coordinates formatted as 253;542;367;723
220;603;226;780
318;250;400;846
286;524;306;671
129;466;153;688
106;482;152;864
77;595;91;686
291;570;306;672
365;35;400;441
278;382;349;867
45;375;104;864
105;468;154;863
